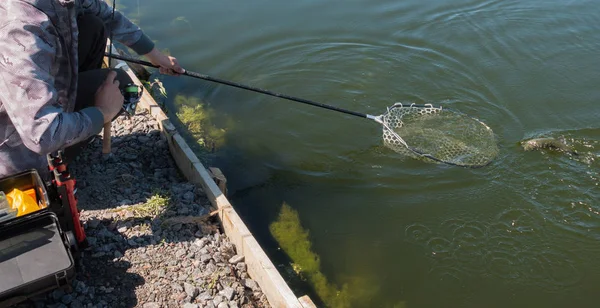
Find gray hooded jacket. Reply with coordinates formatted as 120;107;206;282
0;0;154;178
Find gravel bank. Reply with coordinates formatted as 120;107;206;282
14;110;270;308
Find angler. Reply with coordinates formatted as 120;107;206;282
0;0;184;180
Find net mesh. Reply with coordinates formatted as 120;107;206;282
380;103;498;167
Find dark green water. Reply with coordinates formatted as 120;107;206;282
118;0;600;307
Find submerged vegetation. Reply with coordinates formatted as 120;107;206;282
269;203;397;308
171;16;192;30
173;95;227;153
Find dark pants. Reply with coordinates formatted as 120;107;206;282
63;14;134;162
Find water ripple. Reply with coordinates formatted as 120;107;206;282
404;204;588;291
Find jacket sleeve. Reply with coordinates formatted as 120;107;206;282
0;20;105;155
78;0;155;55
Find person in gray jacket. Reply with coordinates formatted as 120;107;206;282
0;0;184;179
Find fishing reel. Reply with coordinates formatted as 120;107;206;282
122;83;143;116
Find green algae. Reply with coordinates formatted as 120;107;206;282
270;203;389;308
173;95;227;153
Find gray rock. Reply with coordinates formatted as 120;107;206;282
182;191;195;202
51;288;65;300
122;153;138;161
183;282;198;298
142;303;160;308
60;293;73;305
178;273;189;281
197;292;213;301
100;243;116;252
171;283;184;292
228;255;244;264
173;183;195;194
74;280;88;294
69;299;84;308
243;279;260;291
87;219;101;229
220;287;235;301
86;237;97;247
212;252;223;263
200;254;212;263
236;263;247;272
217;302;229;308
175;249;186;258
194;238;209;247
183;304;199;308
197;206;209;216
213;295;225;306
205;262;217;274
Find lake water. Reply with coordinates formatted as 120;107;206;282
116;0;600;307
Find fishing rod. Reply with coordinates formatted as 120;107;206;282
105;52;377;120
103;52;499;168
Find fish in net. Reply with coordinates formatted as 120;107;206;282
379;103;499;168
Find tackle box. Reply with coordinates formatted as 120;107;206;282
0;169;76;307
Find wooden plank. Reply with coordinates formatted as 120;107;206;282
299;295;317;308
208;167;227;196
217;207;248;254
191;163;224;211
243;236;304;308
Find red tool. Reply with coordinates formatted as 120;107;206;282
47;152;87;249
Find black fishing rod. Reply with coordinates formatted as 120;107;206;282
105;52;370;119
104;53;499;168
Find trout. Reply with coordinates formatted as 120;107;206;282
520;137;578;155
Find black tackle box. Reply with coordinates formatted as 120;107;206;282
0;169;76;307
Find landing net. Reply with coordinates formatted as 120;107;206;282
380;103;498;168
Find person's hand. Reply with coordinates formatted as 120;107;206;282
94;70;124;123
144;47;185;76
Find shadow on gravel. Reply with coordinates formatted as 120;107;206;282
12;116;270;308
11;123;207;306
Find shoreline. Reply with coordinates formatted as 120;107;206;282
14;110;271;308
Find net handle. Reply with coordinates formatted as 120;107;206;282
105;52;373;119
106;53;495;168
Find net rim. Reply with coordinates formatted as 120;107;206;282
384;102;494;131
